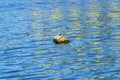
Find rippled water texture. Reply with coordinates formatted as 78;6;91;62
0;0;120;80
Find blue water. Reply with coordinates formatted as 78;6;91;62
0;0;120;80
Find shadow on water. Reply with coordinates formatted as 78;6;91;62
0;0;120;80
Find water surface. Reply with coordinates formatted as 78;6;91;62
0;0;120;80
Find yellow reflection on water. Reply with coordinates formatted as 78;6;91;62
30;12;42;18
93;47;103;52
75;49;81;52
77;53;86;56
32;51;43;54
68;6;81;13
114;46;120;50
53;78;63;80
107;1;120;21
89;23;100;28
108;11;120;20
65;59;74;63
114;36;120;39
90;31;101;37
94;47;102;51
99;75;112;80
71;21;81;26
86;0;101;23
50;8;62;19
87;12;101;18
75;58;83;61
108;1;119;11
51;13;62;19
108;11;120;17
96;55;105;58
115;64;120;67
89;42;102;45
95;60;101;63
55;61;63;65
83;78;89;80
67;13;79;17
37;63;53;69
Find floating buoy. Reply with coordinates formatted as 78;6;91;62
53;34;69;44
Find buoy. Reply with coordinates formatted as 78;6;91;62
53;34;69;44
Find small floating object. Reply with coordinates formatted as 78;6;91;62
53;34;70;44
